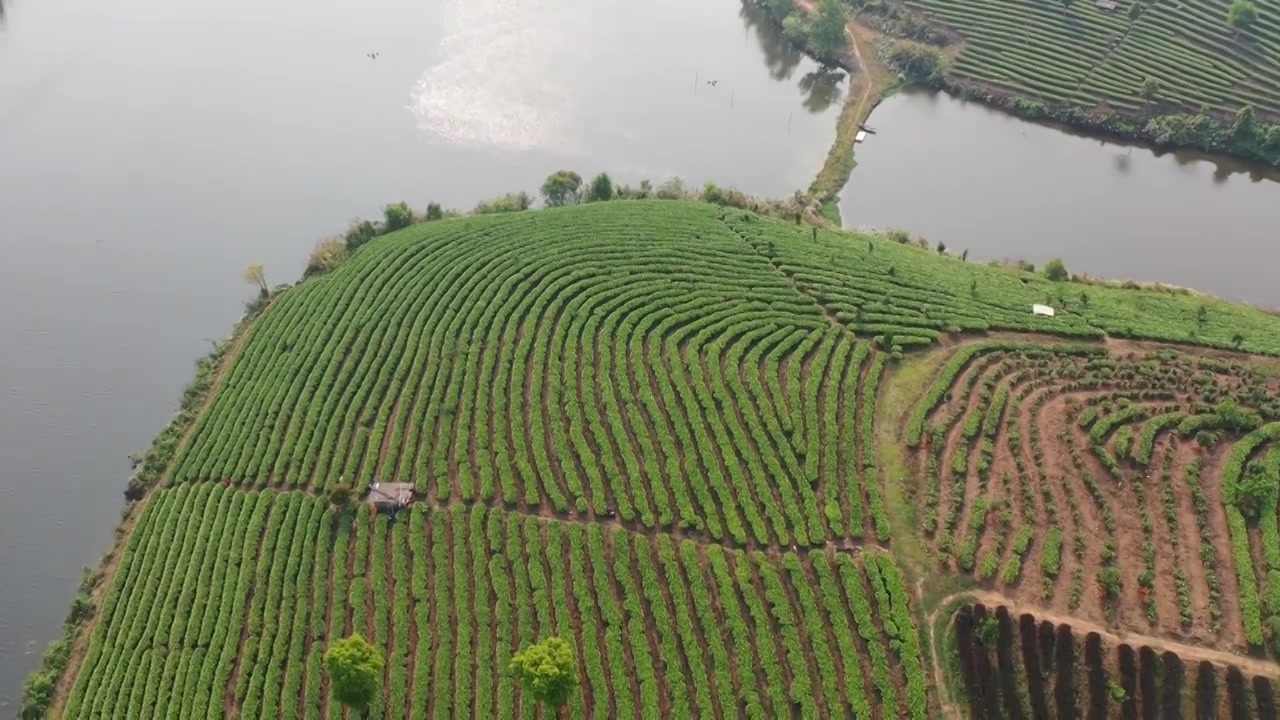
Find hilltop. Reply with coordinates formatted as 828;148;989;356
29;199;1280;717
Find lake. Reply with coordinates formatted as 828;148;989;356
0;0;843;705
6;0;1280;708
842;88;1280;309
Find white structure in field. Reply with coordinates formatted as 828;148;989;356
1032;304;1056;317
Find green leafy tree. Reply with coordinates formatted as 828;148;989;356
1127;1;1142;20
1043;257;1069;282
585;172;615;202
305;237;348;278
1233;105;1257;139
1140;77;1160;101
809;0;849;59
510;636;578;714
345;219;378;252
540;170;583;207
1231;464;1277;522
1228;0;1258;31
425;202;444;221
475;192;533;214
383;202;413;231
324;634;384;715
887;41;944;81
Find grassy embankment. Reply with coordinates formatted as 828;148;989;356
31;199;1280;718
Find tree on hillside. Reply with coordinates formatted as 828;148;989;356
305;237;348;278
887;41;944;82
585;172;615;203
810;0;849;60
540;170;583;207
325;634;384;716
1043;257;1069;282
510;636;578;715
1228;0;1258;32
383;202;413;232
345;219;379;252
1232;105;1257;139
1140;77;1161;101
1127;1;1142;20
242;263;268;297
425;202;444;221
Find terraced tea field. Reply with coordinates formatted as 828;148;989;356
40;200;1280;718
902;0;1280;117
63;484;926;719
907;340;1280;653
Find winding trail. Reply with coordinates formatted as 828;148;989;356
794;0;877;125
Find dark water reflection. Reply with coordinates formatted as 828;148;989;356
740;0;805;81
842;88;1280;308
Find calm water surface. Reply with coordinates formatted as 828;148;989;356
0;0;842;704
842;88;1280;308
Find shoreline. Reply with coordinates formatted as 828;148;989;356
757;0;1280;220
20;299;273;719
26;198;1280;715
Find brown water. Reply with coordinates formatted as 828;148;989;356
0;0;842;705
842;88;1280;308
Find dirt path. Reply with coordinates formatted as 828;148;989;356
927;588;1280;709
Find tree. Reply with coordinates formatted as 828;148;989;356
1043;257;1069;282
585;172;615;203
1140;77;1161;101
425;202;444;221
345;219;378;252
1127;1;1142;21
810;0;849;59
1228;0;1258;31
383;202;413;232
510;636;577;714
1231;463;1277;522
1232;105;1257;139
324;634;384;715
540;170;583;207
305;237;348;278
242;263;268;296
474;192;533;214
887;41;944;82
1233;332;1246;349
329;482;354;512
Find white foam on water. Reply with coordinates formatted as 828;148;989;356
409;0;580;152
